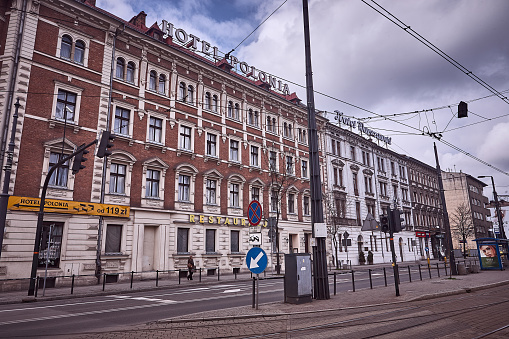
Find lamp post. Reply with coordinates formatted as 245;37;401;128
478;176;506;240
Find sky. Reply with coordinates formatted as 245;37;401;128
96;0;509;198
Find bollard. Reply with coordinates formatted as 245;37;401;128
102;273;106;291
179;270;181;285
351;270;355;292
235;270;237;280
408;265;412;283
334;272;337;295
383;267;387;287
156;270;159;287
428;263;432;279
218;267;220;281
71;274;75;294
418;265;422;281
199;268;202;282
130;271;134;289
436;263;440;278
444;262;448;276
369;269;373;289
252;277;256;308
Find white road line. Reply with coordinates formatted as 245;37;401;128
0;299;118;314
222;289;242;293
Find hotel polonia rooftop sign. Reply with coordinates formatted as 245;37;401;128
161;20;291;96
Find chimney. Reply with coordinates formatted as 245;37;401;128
129;11;147;30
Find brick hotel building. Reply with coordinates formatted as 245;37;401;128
0;0;324;285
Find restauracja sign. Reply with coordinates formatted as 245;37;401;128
161;21;291;95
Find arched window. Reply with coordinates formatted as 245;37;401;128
272;118;277;132
228;101;233;118
116;58;125;79
149;70;157;91
266;116;272;131
179;82;186;101
212;95;218;112
254;111;259;127
187;85;194;104
158;74;166;94
248;109;254;125
283;122;288;136
288;124;293;138
357;235;364;254
60;35;72;59
126;62;135;83
74;40;85;64
234;103;240;120
204;92;211;110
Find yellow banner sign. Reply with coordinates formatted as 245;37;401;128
8;196;129;218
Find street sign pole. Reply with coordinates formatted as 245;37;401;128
256;273;259;310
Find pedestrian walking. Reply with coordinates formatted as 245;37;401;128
187;255;195;280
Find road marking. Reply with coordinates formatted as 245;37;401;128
222;289;242;293
0;299;118;314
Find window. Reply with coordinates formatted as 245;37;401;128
116;58;125;79
55;89;76;122
248;109;254;125
114;107;130;136
286;156;294;175
60;35;72;59
204;92;211;110
179;125;192;150
212;95;218;112
149;70;157;91
301;160;308;178
270;189;278;212
393;185;398;200
362;151;370;166
251;187;260;202
350;146;356;161
158;74;166;94
288;193;295;214
187;85;195;105
148;117;163;143
390;161;395;175
250;145;259;167
230;140;239;162
303;196;310;215
177;228;189;253
206;229;216;253
49;152;69;187
74;40;85;64
365;176;373;194
109;163;126;194
206;179;217;205
105;225;122;253
234;103;240;120
269;151;277;171
38;222;63;268
178;174;191;202
353;172;358;195
228;101;234;118
378;157;385;172
253;111;259;127
206;133;217;157
230;183;240;207
380;182;387;197
179;82;186;101
333;167;343;187
231;230;240;253
126;62;135;83
146;169;160;198
356;202;361;226
266;116;272;131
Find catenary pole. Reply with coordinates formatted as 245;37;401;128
434;143;457;275
302;0;329;300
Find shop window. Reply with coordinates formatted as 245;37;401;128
105;224;122;254
38;222;63;268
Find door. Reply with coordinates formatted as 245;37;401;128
142;226;157;271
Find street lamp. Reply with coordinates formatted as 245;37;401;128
478;176;506;240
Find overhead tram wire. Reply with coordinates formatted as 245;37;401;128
224;0;289;58
362;0;509;106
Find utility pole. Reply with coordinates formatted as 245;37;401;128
434;143;457;275
0;98;20;259
302;0;329;300
478;175;506;240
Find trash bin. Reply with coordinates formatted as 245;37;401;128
457;262;468;275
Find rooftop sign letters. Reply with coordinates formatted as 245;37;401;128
8;196;129;218
161;20;291;95
336;112;392;145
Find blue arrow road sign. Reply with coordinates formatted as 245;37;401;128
246;247;267;274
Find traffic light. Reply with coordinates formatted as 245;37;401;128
72;144;88;174
380;214;389;233
458;101;468;118
391;209;405;233
97;130;114;158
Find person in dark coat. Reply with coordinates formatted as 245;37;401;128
187;255;195;280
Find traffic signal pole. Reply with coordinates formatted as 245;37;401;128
28;139;97;296
387;207;400;297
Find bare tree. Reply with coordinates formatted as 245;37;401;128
264;147;298;274
323;191;341;269
451;203;475;258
